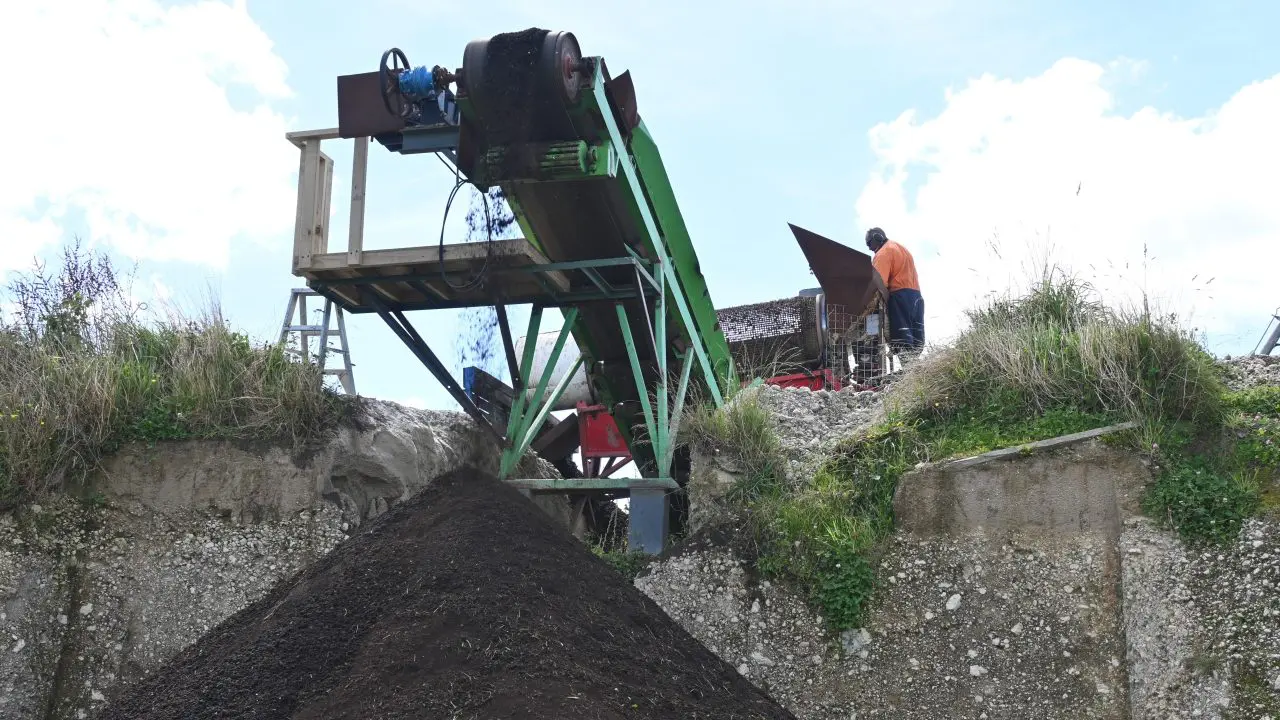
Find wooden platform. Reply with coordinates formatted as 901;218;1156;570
297;238;571;313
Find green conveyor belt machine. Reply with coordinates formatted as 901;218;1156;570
286;27;736;552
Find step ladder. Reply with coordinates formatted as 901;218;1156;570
1255;307;1280;356
278;288;356;394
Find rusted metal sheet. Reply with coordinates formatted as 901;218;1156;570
337;71;406;139
788;223;886;313
604;69;640;137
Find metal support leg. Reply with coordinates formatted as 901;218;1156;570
278;288;357;395
663;349;696;473
1258;312;1280;356
615;303;658;460
317;299;333;372
278;292;300;346
495;303;522;388
334;309;356;395
500;307;580;477
629;488;669;555
654;263;668;477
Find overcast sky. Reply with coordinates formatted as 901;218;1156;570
3;0;1278;412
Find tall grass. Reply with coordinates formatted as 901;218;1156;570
0;242;347;507
886;261;1226;434
679;387;787;502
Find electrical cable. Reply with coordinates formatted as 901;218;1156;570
436;162;497;293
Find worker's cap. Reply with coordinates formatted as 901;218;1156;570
865;227;887;245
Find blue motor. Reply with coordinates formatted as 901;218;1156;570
379;48;460;128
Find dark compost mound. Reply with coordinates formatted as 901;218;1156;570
98;467;796;720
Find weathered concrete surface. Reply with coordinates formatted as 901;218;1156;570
944;422;1137;469
0;400;567;720
893;437;1148;539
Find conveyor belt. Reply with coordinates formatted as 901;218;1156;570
452;28;734;472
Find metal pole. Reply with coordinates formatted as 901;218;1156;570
1260;315;1280;356
615;303;657;448
654;262;668;476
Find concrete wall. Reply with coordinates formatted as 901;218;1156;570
893;425;1147;540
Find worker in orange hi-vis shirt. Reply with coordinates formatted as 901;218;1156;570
865;227;924;353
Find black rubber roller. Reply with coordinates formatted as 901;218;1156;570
461;28;584;146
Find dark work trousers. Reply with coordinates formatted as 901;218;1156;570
886;288;925;351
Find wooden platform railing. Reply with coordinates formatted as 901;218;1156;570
286;128;370;273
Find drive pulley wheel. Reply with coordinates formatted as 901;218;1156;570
539;30;584;106
461;30;586;144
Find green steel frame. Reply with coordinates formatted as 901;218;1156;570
475;60;735;478
473;57;737;552
329;47;738;552
496;253;698;488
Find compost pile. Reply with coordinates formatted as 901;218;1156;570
99;467;796;720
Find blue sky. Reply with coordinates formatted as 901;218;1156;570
3;0;1280;412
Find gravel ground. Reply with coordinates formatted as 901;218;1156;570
635;548;846;719
647;355;1280;718
1222;355;1280;391
0;494;350;720
1192;518;1280;718
749;384;884;485
638;531;1132;720
1119;517;1230;719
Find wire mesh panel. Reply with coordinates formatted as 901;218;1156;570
825;296;888;387
717;292;890;387
717;295;823;379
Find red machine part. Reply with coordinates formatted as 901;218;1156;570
574;369;874;478
764;368;840;392
577;402;632;478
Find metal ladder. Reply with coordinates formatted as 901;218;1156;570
1255;307;1280;356
278;288;356;394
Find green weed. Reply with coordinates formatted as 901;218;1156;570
679;387;788;502
1143;459;1261;546
588;543;652;580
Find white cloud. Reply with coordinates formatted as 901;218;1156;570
853;57;1280;354
0;0;297;271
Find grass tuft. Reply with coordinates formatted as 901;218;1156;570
886;261;1226;434
0;241;348;507
679;386;788;503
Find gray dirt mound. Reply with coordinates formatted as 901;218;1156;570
750;384;883;484
96;466;796;720
1222;354;1280;390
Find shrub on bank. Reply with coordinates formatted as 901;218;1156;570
0;242;347;508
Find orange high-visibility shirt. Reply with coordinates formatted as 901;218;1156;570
872;239;920;292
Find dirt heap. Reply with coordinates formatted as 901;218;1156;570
97;467;795;720
1224;353;1280;390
